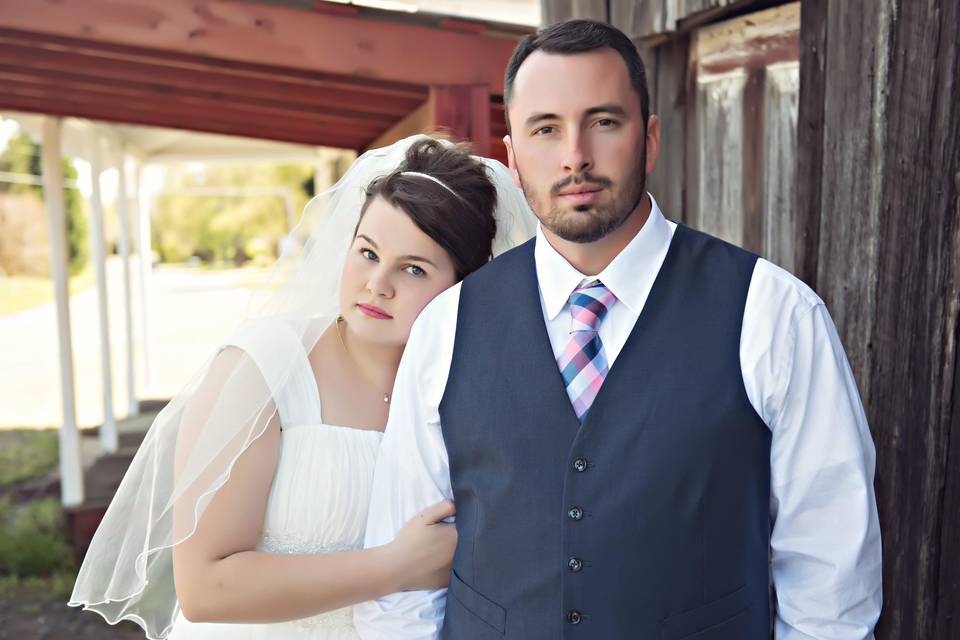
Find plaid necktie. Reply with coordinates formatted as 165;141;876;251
557;280;617;422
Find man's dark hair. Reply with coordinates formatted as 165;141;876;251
503;19;650;132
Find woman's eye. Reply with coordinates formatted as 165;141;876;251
361;248;378;261
404;265;426;277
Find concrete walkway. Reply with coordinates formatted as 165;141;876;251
0;257;271;429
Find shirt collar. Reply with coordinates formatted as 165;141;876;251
535;193;672;321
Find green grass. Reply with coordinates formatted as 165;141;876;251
0;570;78;600
0;269;95;316
0;496;75;582
0;430;78;599
0;429;60;485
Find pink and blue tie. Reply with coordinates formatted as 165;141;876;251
558;280;617;422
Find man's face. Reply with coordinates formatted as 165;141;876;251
504;48;656;244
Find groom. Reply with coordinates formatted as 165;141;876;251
356;19;882;640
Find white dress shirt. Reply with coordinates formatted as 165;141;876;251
354;195;883;639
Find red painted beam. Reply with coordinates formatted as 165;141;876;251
0;0;523;94
0;93;372;149
0;32;427;119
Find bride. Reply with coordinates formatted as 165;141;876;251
69;135;536;639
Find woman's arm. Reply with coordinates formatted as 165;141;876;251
171;348;455;624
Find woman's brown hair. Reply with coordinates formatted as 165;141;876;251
359;138;498;281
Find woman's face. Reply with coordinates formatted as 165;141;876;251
339;196;457;347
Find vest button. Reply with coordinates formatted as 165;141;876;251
568;506;584;521
568;556;583;572
573;457;587;472
567;610;582;625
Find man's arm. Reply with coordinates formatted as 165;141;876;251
354;285;461;640
748;263;882;639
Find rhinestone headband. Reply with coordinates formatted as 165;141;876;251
398;171;461;200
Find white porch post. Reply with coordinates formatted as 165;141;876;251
87;133;118;453
41;117;84;507
314;149;340;197
115;150;139;417
134;161;154;389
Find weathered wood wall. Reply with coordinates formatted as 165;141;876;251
685;5;799;268
543;0;751;41
795;1;960;638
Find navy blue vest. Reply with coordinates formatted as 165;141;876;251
438;224;772;639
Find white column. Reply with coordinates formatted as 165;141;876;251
87;133;118;453
115;151;139;417
314;150;339;197
134;161;154;389
42;117;84;507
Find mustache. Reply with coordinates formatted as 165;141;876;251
550;173;613;196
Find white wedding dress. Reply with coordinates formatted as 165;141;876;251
167;319;383;639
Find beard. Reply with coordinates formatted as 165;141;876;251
518;141;648;244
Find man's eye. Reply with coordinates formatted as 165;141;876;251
596;118;618;128
533;125;556;136
361;248;378;261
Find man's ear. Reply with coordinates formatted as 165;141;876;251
644;115;662;176
503;135;522;188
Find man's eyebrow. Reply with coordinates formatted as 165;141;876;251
524;112;560;128
356;234;379;249
523;104;629;128
584;104;629;118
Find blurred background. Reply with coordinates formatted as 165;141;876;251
0;1;956;639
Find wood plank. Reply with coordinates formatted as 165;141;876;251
612;0;665;40
692;2;800;75
542;0;608;25
0;67;397;131
0;94;368;149
0;80;389;149
797;1;960;638
644;36;689;222
867;0;960;635
762;61;799;272
0;27;428;103
0;37;425;118
0;0;521;93
740;67;765;254
794;0;826;287
694;69;747;246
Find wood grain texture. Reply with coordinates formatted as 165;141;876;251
796;1;960;637
762;62;798;272
644;37;690;223
794;0;826;287
0;0;521;92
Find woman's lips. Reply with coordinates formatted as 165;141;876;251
357;303;393;320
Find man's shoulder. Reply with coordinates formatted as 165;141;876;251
749;257;825;322
463;237;536;286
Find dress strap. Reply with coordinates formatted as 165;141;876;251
223;318;323;428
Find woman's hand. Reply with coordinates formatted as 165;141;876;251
385;500;457;591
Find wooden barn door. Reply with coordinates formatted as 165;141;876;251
685;3;800;271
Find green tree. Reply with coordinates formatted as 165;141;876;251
0;133;87;274
153;162;313;265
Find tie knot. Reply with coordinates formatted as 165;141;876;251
568;280;616;333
